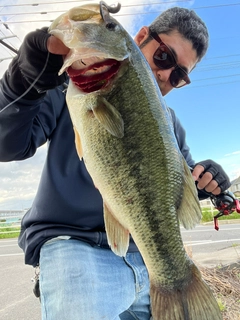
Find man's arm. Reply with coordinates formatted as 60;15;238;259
169;108;231;198
0;28;68;161
168;107;195;167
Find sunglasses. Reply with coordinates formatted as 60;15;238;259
149;31;191;88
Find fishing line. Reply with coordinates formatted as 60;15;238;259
0;51;50;114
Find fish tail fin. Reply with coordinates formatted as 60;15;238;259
178;159;202;229
150;264;222;320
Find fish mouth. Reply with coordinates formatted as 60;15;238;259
67;59;121;93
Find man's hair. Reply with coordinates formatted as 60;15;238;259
141;7;209;62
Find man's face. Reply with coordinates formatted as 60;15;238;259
135;28;198;96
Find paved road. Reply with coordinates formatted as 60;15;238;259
181;222;240;267
0;239;41;320
0;223;239;320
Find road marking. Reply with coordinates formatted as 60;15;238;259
184;238;240;247
0;253;23;257
181;227;240;233
184;240;212;244
0;244;19;248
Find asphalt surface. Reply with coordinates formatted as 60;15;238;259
181;221;240;267
0;240;41;320
0;222;239;320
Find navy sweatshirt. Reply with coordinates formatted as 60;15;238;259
0;74;195;266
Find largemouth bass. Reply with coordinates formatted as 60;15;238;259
49;3;222;319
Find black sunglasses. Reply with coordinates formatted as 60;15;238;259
149;31;191;88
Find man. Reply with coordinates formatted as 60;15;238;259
0;6;230;320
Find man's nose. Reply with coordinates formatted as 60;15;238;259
156;68;173;84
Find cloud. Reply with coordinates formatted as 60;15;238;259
0;145;47;209
224;150;240;157
216;151;240;181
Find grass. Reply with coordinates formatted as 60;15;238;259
186;244;240;320
201;208;240;223
217;296;226;312
232;243;240;248
0;223;20;239
200;264;240;320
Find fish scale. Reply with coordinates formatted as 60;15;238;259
49;3;222;319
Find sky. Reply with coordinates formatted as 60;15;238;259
0;0;239;210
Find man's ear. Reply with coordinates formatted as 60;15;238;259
134;26;150;46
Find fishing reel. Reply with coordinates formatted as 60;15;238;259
210;190;240;230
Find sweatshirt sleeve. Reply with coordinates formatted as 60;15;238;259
0;72;65;161
168;107;195;168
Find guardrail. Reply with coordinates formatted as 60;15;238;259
199;199;216;215
0;218;21;237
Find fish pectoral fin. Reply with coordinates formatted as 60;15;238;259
177;159;202;229
73;126;83;160
92;96;124;138
103;202;129;257
150;263;222;320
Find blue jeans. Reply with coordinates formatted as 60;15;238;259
39;238;151;320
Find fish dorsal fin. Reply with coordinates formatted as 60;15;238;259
103;202;129;257
73;126;84;160
177;159;202;229
92;96;124;138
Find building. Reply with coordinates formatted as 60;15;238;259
229;176;240;197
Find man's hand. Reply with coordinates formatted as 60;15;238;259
192;159;231;195
5;27;69;100
47;36;69;55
